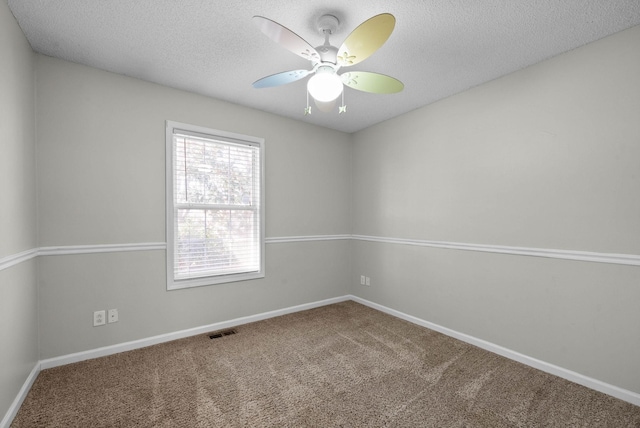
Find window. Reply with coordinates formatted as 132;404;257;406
166;121;264;290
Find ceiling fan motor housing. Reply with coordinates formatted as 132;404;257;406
314;45;339;65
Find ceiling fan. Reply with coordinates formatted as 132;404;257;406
252;13;404;114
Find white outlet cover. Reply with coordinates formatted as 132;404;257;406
93;310;106;326
108;308;118;323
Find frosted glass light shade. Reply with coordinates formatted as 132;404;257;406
313;98;337;113
307;72;343;103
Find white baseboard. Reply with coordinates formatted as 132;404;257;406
5;293;639;428
349;295;640;407
0;362;40;428
40;295;351;370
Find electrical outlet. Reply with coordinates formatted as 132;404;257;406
360;275;366;285
365;277;371;286
108;308;118;323
93;310;106;326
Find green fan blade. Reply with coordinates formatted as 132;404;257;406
341;71;404;94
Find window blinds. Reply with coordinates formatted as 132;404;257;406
172;130;261;281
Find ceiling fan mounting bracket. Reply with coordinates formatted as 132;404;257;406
317;14;340;35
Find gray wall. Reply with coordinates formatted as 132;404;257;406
351;25;640;393
35;55;352;359
0;1;38;419
3;8;640;420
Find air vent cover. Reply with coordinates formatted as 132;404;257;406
209;329;237;339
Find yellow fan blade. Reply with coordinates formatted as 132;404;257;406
338;14;395;67
341;72;404;94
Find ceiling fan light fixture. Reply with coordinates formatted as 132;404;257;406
307;67;343;103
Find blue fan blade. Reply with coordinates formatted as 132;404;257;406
253;69;310;88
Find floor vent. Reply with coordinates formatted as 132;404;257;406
209;329;237;339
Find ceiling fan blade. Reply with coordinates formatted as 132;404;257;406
341;71;404;94
338;13;396;67
253;16;320;62
253;69;311;88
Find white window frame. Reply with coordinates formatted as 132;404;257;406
165;120;265;290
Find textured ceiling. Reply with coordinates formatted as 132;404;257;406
8;0;640;133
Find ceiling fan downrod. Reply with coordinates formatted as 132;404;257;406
315;14;340;66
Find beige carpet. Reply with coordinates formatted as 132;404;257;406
12;301;640;427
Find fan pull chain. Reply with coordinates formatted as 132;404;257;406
339;90;347;114
304;90;311;115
